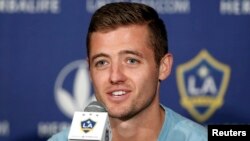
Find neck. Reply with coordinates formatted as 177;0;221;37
109;98;165;141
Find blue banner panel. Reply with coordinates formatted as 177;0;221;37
1;0;250;140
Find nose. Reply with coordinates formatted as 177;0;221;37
109;63;126;84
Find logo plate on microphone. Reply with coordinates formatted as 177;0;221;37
68;112;110;140
81;119;96;133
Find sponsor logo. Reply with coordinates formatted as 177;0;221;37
37;121;70;137
81;119;96;133
0;120;9;136
54;60;96;118
176;50;231;122
86;0;190;14
220;0;250;15
0;0;61;14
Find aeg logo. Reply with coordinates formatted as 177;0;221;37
54;60;96;118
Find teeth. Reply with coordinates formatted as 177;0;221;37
112;91;126;96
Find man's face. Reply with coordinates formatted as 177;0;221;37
89;25;161;119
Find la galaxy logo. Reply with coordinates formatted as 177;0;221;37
176;50;231;122
81;119;96;133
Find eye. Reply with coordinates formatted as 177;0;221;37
127;58;140;64
95;60;108;68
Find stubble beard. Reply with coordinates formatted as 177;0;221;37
106;92;157;121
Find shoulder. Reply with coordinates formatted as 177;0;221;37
159;105;207;141
47;128;69;141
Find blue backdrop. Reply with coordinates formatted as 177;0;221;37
1;0;250;140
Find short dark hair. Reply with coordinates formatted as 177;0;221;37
86;2;168;66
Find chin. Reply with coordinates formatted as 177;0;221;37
108;109;137;121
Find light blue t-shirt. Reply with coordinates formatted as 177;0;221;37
48;105;207;141
158;106;207;141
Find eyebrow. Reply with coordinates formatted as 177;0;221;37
90;53;109;62
90;49;144;62
119;50;144;58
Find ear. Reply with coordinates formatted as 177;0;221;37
159;53;173;81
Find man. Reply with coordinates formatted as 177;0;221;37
48;2;207;141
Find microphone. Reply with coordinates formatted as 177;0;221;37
68;101;112;141
84;101;106;112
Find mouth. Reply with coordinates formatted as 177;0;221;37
111;90;127;96
107;89;130;102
